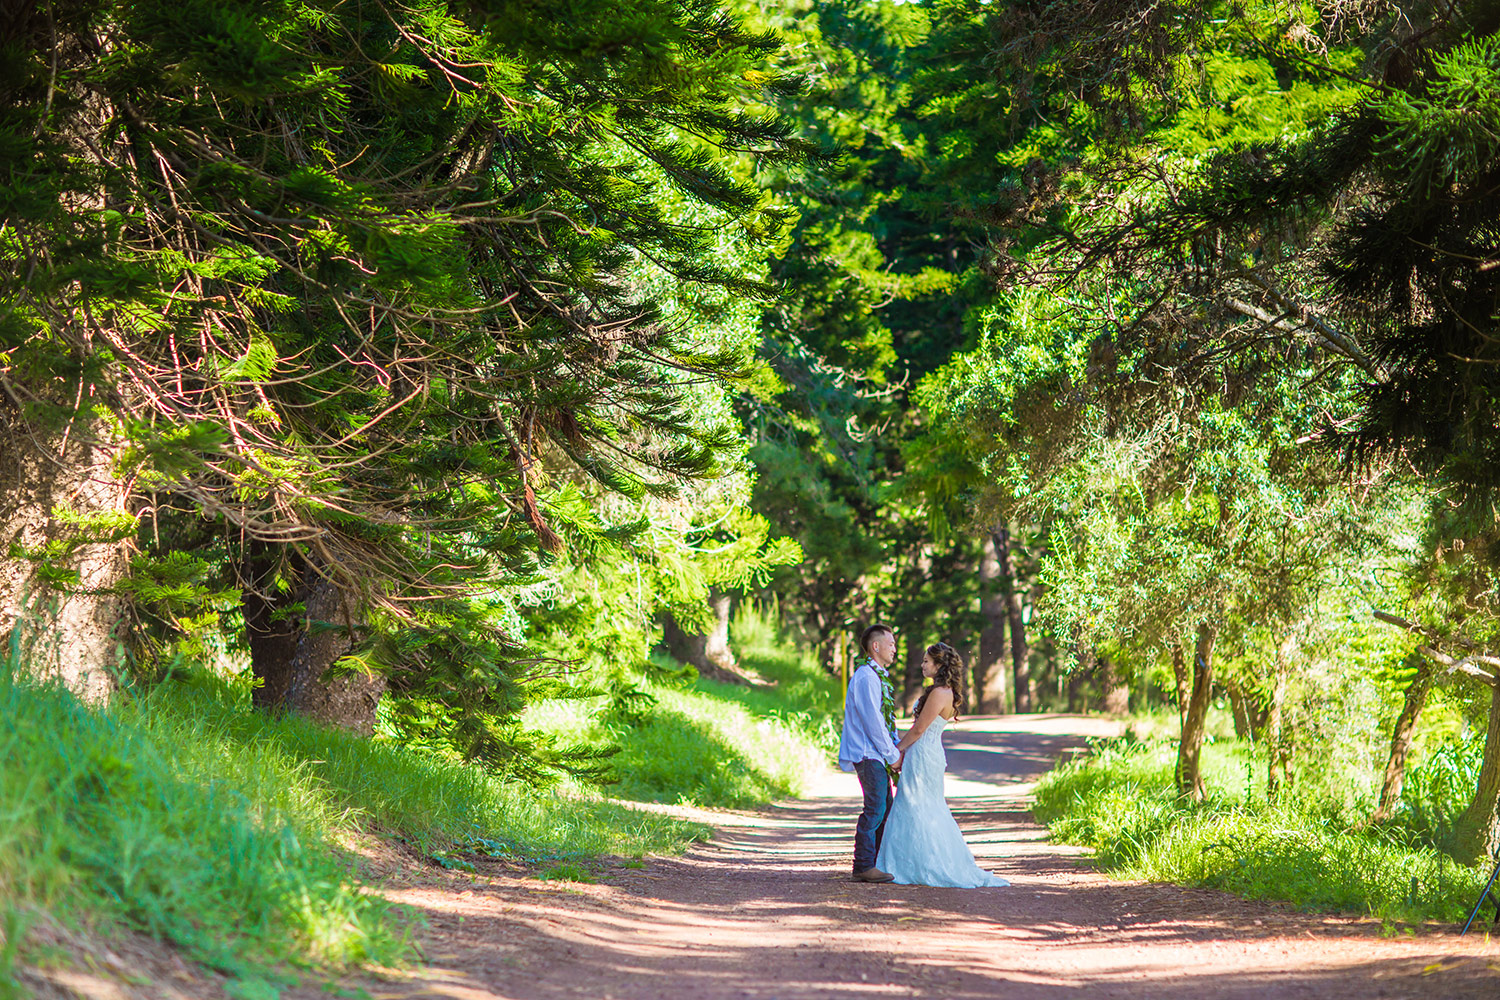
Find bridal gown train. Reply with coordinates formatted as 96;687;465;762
875;716;1009;888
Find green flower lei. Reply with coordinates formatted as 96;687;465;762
859;656;899;776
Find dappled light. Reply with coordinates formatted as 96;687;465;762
354;717;1498;1000
8;0;1500;995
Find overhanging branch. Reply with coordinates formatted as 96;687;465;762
1374;610;1500;688
1225;296;1385;381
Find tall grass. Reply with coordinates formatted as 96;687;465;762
0;664;707;987
2;602;831;986
1034;737;1489;923
525;601;840;808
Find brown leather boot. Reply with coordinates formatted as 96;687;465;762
852;867;895;883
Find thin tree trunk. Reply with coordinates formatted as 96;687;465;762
1171;644;1188;728
995;522;1030;712
1448;679;1500;865
1176;624;1215;801
1370;654;1434;826
1066;665;1086;713
901;629;925;714
1266;667;1290;802
975;527;1009;713
1227;681;1252;741
0;412;129;702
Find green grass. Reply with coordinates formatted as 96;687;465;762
1;603;833;988
524;603;840;808
537;862;595;883
1034;737;1490;923
0;665;707;989
527;673;834;807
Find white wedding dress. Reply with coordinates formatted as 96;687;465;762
875;716;1009;888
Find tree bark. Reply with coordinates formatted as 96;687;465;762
283;576;384;734
661;592;740;682
901;629;925;714
1448;679;1500;866
975;527;1009;713
995;522;1030;712
1171;643;1189;728
1265;667;1290;802
0;411;130;702
1227;681;1252;741
243;544;302;712
1176;624;1215;801
1370;654;1434;826
245;553;383;734
1098;655;1130;715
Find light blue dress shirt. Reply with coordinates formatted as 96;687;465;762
838;660;900;771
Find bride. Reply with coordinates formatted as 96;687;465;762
876;642;1009;888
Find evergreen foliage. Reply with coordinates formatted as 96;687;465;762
11;0;1500;970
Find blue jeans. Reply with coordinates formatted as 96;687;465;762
852;758;892;872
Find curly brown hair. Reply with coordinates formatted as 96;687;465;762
912;642;967;720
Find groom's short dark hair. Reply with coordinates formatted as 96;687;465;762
859;623;894;656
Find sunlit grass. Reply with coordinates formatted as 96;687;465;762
1034;736;1489;923
0;665;706;986
526;602;839;808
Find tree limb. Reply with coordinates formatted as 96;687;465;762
1375;611;1500;686
1225;296;1385;381
1415;645;1498;688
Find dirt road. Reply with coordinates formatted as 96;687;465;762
376;714;1500;1000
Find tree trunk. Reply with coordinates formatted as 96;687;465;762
1176;624;1215;801
1066;666;1086;713
0;412;130;702
1171;643;1189;728
0;48;132;704
1265;666;1290;802
995;522;1030;712
243;543;302;712
1227;681;1252;741
901;629;925;714
1370;654;1434;826
1448;679;1500;866
283;576;384;733
1098;655;1130;715
661;591;740;682
975;527;1009;713
245;554;383;734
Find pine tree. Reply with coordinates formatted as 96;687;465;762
1;0;807;748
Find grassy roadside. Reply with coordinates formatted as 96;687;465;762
1033;732;1489;924
1;606;837;995
0;666;709;996
524;605;841;808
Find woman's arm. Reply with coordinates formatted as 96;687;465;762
896;686;954;752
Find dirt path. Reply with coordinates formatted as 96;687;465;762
371;714;1500;1000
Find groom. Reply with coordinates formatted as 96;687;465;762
838;623;902;883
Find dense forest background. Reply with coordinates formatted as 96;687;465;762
8;0;1500;958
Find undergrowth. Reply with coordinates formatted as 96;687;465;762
1;601;831;990
1034;737;1490;924
0;664;707;992
524;602;840;808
